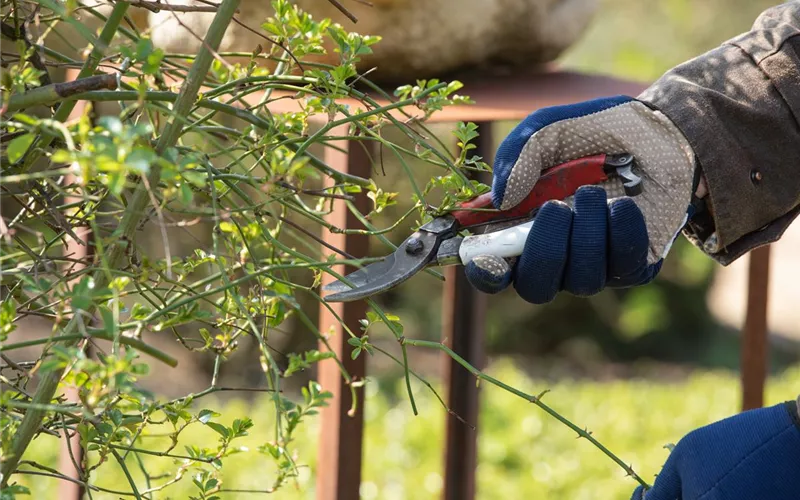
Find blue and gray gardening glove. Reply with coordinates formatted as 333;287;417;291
465;96;698;303
631;399;800;499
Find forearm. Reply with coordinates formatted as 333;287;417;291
638;1;800;265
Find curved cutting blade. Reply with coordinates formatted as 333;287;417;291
322;255;397;294
322;230;440;302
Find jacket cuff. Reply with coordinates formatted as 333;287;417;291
637;4;800;265
629;485;646;500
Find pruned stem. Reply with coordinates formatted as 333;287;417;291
0;332;178;367
5;74;118;112
402;338;651;489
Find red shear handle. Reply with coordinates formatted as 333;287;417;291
452;154;611;227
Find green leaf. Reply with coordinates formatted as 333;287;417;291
179;183;193;205
199;328;213;347
110;277;131;291
129;302;153;320
125;147;154;174
218;221;236;233
98;306;115;335
38;358;65;374
205;421;230;439
306;350;334;362
346;337;362;348
109;409;123;426
51;149;73;163
350;347;361;360
6;133;35;163
97;116;123;135
95;422;114;437
0;300;17;341
259;442;281;459
198;409;218;424
106;170;127;196
143;49;165;75
1;484;31;497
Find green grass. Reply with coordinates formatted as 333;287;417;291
15;360;800;499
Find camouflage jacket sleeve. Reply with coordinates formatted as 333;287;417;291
638;1;800;265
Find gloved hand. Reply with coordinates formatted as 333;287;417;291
631;399;800;499
465;96;699;304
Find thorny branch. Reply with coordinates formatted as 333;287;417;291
0;0;650;496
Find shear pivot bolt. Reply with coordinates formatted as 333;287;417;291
406;237;424;255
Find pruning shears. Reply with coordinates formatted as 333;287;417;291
322;153;643;302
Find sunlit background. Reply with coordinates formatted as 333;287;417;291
13;0;800;498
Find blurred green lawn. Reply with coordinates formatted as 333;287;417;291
18;360;800;499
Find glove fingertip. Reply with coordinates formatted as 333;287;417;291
607;197;651;285
563;185;609;296
514;200;573;304
629;485;646;500
465;255;512;294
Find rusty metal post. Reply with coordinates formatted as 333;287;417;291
741;245;772;411
440;122;492;500
316;133;371;500
58;68;88;500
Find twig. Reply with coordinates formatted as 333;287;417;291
0;332;179;367
125;0;223;13
0;22;52;86
0;353;30;377
371;344;473;429
402;338;650;488
327;0;358;23
110;448;143;499
140;175;173;279
14;470;136;497
52;89;373;187
229;16;304;69
159;0;235;73
271;212;357;261
274;180;355;201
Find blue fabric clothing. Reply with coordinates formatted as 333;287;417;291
630;401;800;499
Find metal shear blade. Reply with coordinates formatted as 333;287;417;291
322;216;458;302
322;230;441;302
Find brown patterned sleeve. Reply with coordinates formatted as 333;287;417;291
637;1;800;265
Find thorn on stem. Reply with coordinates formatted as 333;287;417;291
448;410;476;430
